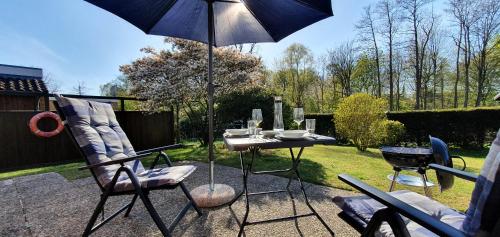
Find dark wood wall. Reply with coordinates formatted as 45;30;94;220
0;111;174;170
0;95;40;111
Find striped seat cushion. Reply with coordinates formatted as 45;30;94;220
57;96;144;187
462;129;500;236
56;96;195;191
110;165;196;192
333;190;465;237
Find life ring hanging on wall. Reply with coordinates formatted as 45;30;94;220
29;112;64;138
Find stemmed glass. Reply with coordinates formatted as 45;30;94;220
252;109;263;127
293;108;304;129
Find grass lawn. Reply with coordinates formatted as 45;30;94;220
0;141;487;212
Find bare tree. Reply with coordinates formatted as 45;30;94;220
394;51;405;110
327;42;356;97
377;0;400;110
448;0;464;108
42;72;61;93
72;80;88;95
449;0;479;107
472;0;500;106
232;43;257;54
428;25;444;109
356;5;382;98
316;54;329;112
399;0;434;109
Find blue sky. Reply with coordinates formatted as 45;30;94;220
0;1;444;95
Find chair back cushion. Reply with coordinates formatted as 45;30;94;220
429;136;454;191
56;96;145;187
462;129;500;236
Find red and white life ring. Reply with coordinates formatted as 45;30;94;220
29;112;64;138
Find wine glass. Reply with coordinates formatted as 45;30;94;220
252;109;263;127
293;108;304;129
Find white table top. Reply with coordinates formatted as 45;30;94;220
223;134;336;151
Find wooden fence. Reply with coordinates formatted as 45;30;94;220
0;111;174;170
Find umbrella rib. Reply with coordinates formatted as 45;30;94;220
293;0;333;16
239;0;277;42
145;0;179;34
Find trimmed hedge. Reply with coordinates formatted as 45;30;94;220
306;107;500;149
387;107;500;149
304;113;336;136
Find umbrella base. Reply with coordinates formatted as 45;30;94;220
190;184;235;208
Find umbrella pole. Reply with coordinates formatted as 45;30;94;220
190;0;235;208
207;5;215;191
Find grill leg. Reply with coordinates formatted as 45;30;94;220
389;169;400;192
421;173;431;197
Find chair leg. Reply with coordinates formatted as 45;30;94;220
124;194;138;217
83;194;110;237
179;182;202;216
139;191;172;237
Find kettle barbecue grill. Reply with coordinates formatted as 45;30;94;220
381;136;466;197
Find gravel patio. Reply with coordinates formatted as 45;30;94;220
1;161;359;236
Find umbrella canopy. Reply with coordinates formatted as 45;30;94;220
85;0;333;46
85;0;333;206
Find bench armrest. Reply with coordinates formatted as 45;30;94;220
136;144;184;154
429;164;477;182
338;174;466;237
78;152;152;170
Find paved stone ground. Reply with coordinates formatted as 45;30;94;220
1;161;360;237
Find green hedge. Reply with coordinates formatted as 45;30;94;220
387;107;500;149
306;107;500;149
304;113;336;136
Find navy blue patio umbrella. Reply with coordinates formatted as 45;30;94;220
85;0;333;207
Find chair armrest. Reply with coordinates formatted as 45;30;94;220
338;174;466;237
78;153;152;170
136;144;184;154
429;164;477;182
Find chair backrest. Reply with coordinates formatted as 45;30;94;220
55;95;145;189
462;129;500;236
429;136;454;191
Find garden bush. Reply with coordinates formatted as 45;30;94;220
333;93;405;151
380;120;406;146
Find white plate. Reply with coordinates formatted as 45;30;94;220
260;130;279;137
281;130;307;138
225;129;248;136
276;134;311;141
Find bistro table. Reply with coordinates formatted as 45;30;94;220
224;134;336;236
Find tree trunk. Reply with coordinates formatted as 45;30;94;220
372;30;382;98
440;69;444;109
475;45;488;107
432;54;437;109
453;26;462;108
413;12;421;110
463;27;471;108
389;33;394;111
